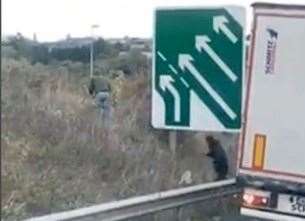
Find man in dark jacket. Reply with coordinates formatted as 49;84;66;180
89;76;111;97
205;135;228;181
88;76;112;128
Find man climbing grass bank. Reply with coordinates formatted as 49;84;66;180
88;76;112;129
205;135;228;181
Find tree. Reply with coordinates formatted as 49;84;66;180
115;49;148;75
94;38;118;59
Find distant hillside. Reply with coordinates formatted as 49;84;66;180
2;34;151;65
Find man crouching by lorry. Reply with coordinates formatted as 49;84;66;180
205;135;228;181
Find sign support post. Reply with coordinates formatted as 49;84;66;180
169;131;177;155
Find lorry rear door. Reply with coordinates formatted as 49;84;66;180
238;3;305;184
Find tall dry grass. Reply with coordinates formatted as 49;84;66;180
1;58;238;220
1;58;174;220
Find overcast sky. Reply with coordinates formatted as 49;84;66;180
2;0;305;42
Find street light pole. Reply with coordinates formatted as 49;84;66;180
90;24;99;79
90;39;93;78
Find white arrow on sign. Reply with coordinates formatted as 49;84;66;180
160;75;181;122
195;35;238;82
178;54;237;120
213;16;238;44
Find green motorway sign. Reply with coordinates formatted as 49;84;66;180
151;6;245;131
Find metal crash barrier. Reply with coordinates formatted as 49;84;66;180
25;179;241;221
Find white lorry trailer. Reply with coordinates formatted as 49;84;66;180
237;3;305;221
